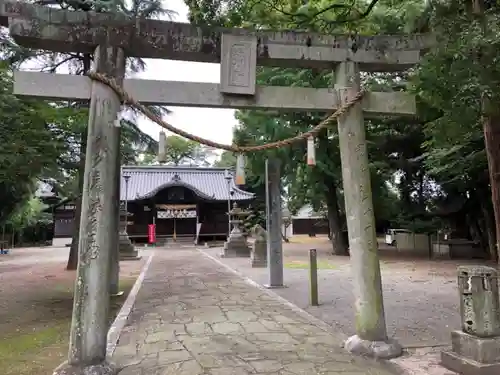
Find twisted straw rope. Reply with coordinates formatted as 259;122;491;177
87;72;366;153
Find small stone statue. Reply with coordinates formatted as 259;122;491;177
251;224;267;267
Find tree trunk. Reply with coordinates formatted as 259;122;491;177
326;184;348;256
468;214;485;250
483;112;500;262
66;136;86;270
66;54;92;271
471;0;500;263
480;195;497;261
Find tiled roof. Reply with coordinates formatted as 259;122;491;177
120;166;254;202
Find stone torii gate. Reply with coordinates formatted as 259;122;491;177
0;1;432;373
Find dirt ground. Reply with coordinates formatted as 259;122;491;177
0;246;147;375
204;235;495;348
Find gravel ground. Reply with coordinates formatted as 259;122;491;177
200;239;487;348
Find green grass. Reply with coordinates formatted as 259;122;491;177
1;276;138;375
0;322;69;375
284;260;338;269
0;323;68;358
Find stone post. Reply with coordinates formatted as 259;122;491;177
265;158;284;288
251;224;267;267
335;61;401;359
53;45;125;375
441;266;500;375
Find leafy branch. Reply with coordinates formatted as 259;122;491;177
264;0;381;28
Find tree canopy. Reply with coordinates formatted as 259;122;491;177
201;0;500;260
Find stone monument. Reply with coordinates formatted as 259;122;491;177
441;265;500;375
221;203;251;258
119;207;140;260
251;224;267;267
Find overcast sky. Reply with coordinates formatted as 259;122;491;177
134;0;236;147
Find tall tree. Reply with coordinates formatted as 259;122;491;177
414;0;500;260
161;135;215;166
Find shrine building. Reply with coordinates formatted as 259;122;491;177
52;166;254;246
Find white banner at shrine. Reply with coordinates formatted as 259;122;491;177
157;209;196;219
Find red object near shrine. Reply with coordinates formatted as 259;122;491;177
148;224;156;244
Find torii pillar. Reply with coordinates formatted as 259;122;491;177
336;61;401;358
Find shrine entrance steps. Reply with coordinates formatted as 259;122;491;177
155;236;196;247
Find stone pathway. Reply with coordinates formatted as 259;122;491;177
112;249;400;375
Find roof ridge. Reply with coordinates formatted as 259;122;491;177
122;165;234;171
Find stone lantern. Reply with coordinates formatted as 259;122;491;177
119;204;140;260
221;202;251;258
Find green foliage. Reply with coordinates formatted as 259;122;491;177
6;197;51;229
214;151;236;168
120;118;158;165
0;62;77;224
415;2;490;189
410;1;500;257
161;135;211;166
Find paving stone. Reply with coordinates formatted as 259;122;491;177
226;310;258;322
252;332;299;344
212;322;244;334
273;315;298;324
254;342;302;352
216;334;259;353
259;319;285;331
283;361;317;374
117;364;143;375
209;368;253;375
249;359;284;372
192;353;228;368
179;335;233;354
282;324;310;336
138;342;166;355
161;359;203;375
164;341;184;351
139;357;163;371
144;331;176;343
240;321;270;333
192;312;228;324
304;334;343;346
185;322;213;335
170;314;194;324
113;344;137;358
156;349;192;365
